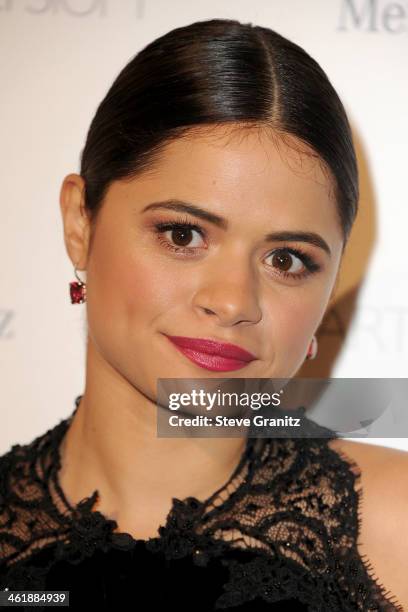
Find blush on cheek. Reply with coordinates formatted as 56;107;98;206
120;259;184;327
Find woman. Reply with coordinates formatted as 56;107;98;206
0;18;407;611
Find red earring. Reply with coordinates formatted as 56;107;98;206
306;335;318;360
69;265;87;304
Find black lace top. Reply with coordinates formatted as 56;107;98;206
0;395;403;611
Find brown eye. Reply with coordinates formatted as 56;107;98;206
270;250;304;274
170;227;194;247
154;221;206;252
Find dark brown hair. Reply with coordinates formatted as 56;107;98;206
80;18;359;249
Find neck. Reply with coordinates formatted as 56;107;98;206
57;338;248;539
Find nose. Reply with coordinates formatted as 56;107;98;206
192;263;262;327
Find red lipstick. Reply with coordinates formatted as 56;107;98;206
164;335;257;372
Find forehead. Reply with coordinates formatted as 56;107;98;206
121;124;342;245
150;123;333;192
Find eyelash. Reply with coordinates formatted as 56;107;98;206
152;216;321;281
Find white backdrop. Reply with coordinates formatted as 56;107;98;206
1;0;407;453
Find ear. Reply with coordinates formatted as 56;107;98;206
59;173;91;270
328;267;341;308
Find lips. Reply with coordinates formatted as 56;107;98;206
164;335;257;372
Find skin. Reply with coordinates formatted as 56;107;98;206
58;124;344;540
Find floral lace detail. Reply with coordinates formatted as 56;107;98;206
0;395;404;611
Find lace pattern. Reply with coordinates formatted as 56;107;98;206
0;396;404;611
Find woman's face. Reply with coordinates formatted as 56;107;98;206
63;125;343;400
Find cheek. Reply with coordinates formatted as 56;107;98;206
121;260;182;326
86;236;186;341
264;286;329;359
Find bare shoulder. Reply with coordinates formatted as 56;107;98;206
328;438;408;610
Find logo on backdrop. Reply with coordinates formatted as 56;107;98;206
1;1;405;31
0;0;145;18
338;0;407;33
321;304;408;352
0;309;14;339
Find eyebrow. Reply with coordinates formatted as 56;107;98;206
141;199;331;257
